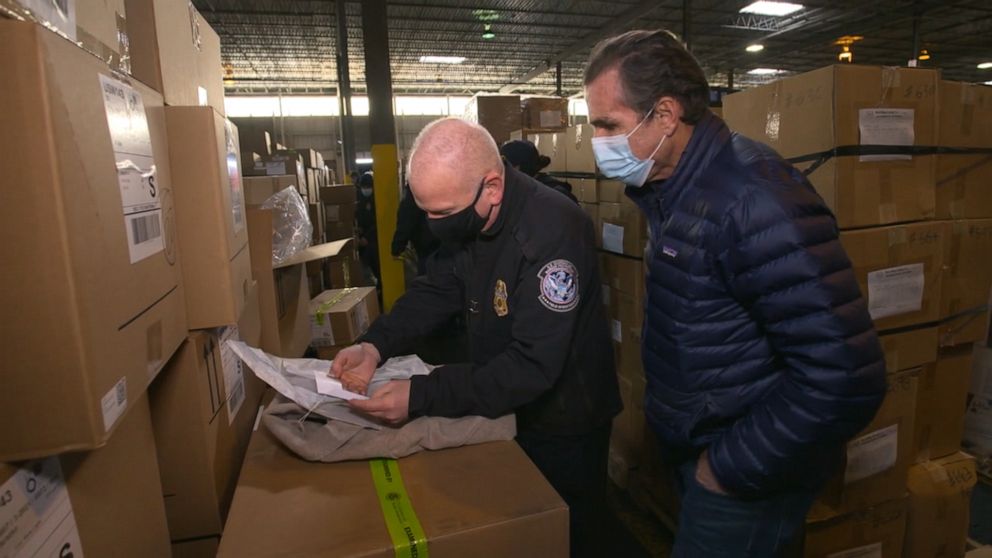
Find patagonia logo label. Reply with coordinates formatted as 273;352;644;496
662;246;678;258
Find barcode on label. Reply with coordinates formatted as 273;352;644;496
131;213;162;245
115;379;126;405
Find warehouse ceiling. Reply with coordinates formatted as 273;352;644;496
193;0;992;96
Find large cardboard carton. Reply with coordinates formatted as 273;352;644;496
940;219;992;347
325;201;358;224
810;368;917;520
149;294;265;542
0;396;171;557
533;130;567;173
904;452;976;558
324;253;367;289
244;175;299;205
0;20;187;461
247;208;352;357
913;347;972;463
580;202;599;233
464;94;522;144
600;194;647;258
573;177;598;203
565;124;597;174
218;429;568;557
602;252;646;299
310;287;380;348
936;81;992;219
125;0;225;114
804;498;907;558
521;96;568;130
879;326;938;373
320;184;358;205
723;65;938;229
840;221;947;331
165;106;255;329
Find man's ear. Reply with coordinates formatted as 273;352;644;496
483;170;505;204
653;96;684;135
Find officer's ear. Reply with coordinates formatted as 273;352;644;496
652;96;683;136
481;170;505;206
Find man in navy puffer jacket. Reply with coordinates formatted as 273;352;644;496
585;30;887;556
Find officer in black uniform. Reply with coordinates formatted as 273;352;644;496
331;117;621;557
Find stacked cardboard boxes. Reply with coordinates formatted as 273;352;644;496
309;287;381;359
725;66;991;557
465;94;522;144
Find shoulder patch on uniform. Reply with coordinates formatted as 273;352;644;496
538;259;579;312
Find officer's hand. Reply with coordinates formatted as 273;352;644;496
329;343;380;395
349;380;411;425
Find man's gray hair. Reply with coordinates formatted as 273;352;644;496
407;117;503;187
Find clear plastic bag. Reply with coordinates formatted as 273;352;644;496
260;186;313;265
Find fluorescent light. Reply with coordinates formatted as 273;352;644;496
419;56;465;64
746;44;764;53
985;81;992;86
748;68;781;75
740;1;803;16
356;158;373;165
978;62;992;69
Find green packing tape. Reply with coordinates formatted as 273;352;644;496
370;458;429;558
314;287;359;325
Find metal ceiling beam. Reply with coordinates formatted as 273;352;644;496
498;0;664;94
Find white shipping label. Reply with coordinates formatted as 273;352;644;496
827;542;883;558
539;110;562;128
0;458;84;558
844;423;899;484
19;0;77;41
612;320;622;343
310;313;336;348
265;162;286;175
867;263;925;320
603;223;625;254
197;86;208;107
100;74;164;263
224;121;246;234
219;326;246;424
100;377;128;433
858;108;915;162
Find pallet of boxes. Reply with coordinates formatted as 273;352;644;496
319;182;367;290
724;65;992;558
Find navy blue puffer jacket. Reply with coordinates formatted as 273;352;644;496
628;112;886;497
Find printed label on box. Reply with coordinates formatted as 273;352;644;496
265;162;286;176
844;423;899;484
859;108;915;162
310;312;336;348
0;458;84;558
867;263;925;320
100;74;164;264
603;223;625;254
612;320;622;343
539;110;562;128
101;377;128;433
224;121;246;234
354;299;370;336
219;326;246;424
827;542;883;558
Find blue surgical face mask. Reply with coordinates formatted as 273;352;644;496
591;109;667;187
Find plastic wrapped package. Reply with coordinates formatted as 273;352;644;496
260;186;312;266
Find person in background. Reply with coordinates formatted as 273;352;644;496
583;29;887;557
355;171;380;286
500;140;578;204
391;183;439;276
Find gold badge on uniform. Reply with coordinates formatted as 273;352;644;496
493;279;509;317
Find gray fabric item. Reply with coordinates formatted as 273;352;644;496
262;395;517;462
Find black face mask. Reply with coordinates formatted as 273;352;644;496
427;179;492;244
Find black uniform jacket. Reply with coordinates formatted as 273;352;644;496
362;165;621;435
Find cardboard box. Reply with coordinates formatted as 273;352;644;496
878;326;938;373
600;199;647;258
218;430;568;558
810;368;917;520
533;131;567;173
255;157;306;188
580;202;599;229
904;452;977;558
565;124;597;174
940;219;992;347
723;65;938;229
0;396;172;557
936;81;992;219
598;179;626;203
913;347;972;462
310;287;380;348
239;130;272;157
247;208;353;357
149;295;265;542
326;220;357;240
173;538;220;558
464;94;522;144
307;203;326;245
165;107;255;329
804;498;907;558
243;175;300;205
573;177;598;203
320;184;358;205
602;252;646;298
273;147;318;169
126;0;224;114
324;255;366;289
522;96;568;130
840;221;948;331
0;20;187;461
325;201;358;224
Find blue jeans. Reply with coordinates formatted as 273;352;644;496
672;460;814;558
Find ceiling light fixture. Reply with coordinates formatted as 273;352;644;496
739;1;804;16
918;49;931;61
978;62;992;70
838;45;853;63
985;81;992;85
419;56;465;64
482;24;495;40
834;35;862;64
746;44;764;53
748;68;781;75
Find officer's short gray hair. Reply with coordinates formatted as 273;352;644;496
407;117;503;191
